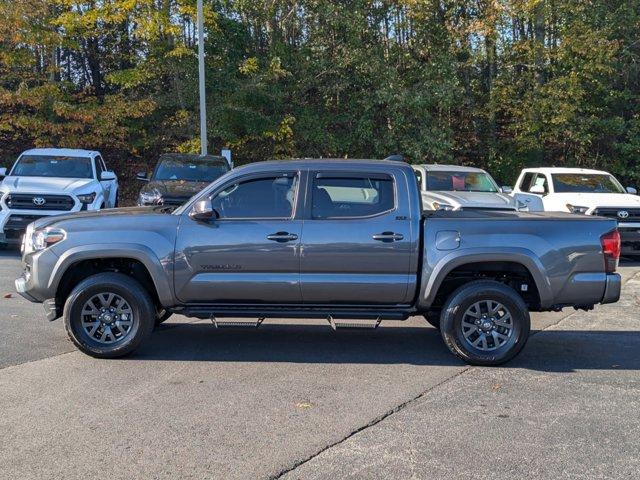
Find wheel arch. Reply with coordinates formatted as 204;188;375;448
50;244;175;309
420;249;553;311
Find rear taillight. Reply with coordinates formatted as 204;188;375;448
601;229;621;273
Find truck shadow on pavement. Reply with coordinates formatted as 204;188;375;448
132;322;640;373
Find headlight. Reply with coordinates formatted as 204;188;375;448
139;189;163;205
77;192;97;204
431;201;455;211
32;227;66;251
566;204;589;214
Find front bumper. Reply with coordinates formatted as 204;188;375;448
601;273;621;304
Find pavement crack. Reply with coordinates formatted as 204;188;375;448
269;366;471;480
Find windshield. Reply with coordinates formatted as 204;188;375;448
552;174;625;194
153;158;228;182
425;171;498;193
10;155;93;179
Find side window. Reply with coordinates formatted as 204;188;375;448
94;157;104;179
210;174;298;219
312;174;395;219
532;173;549;193
519;172;535;192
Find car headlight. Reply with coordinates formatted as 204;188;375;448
139;189;163;205
32;227;66;251
431;201;455;211
566;204;589;214
77;192;97;204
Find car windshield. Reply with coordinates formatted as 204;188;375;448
552;174;625;194
153;158;228;182
425;171;498;193
10;155;93;179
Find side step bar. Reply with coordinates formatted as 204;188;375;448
327;316;382;330
211;316;265;328
178;306;412;321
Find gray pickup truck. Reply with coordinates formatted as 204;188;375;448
15;159;622;365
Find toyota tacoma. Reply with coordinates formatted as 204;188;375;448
15;160;621;365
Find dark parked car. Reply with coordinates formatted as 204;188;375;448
137;154;230;206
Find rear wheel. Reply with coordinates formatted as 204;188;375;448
63;273;155;358
440;280;530;366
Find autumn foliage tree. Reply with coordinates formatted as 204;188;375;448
1;0;639;197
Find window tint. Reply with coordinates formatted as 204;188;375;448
94;157;104;178
312;175;395;219
211;175;297;219
519;172;535;191
425;171;498;192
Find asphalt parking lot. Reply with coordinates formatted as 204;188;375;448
1;248;639;480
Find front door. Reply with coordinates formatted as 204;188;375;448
300;171;414;305
174;171;303;304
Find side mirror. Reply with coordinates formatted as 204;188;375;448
136;171;149;181
0;167;6;178
529;184;546;195
626;186;637;195
189;199;218;222
500;186;513;194
100;171;116;181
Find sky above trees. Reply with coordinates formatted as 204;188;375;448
1;0;638;188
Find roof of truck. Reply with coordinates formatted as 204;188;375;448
234;158;411;172
521;167;610;175
20;148;99;158
413;164;487;173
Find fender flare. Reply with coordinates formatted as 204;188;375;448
48;243;175;306
420;248;554;309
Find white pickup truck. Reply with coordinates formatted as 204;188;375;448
413;164;538;211
512;167;640;258
0;148;118;246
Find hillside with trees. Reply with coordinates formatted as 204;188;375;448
1;0;638;198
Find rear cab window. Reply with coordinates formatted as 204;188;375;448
311;173;395;219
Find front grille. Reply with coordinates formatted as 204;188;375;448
5;194;75;211
161;196;190;206
4;214;43;239
594;208;640;222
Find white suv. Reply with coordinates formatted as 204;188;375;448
512;167;640;257
0;148;118;246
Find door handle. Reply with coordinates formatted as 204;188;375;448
267;232;299;242
372;232;404;242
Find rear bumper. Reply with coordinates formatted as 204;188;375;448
601;273;621;304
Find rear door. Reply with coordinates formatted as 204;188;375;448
174;170;304;303
300;171;414;305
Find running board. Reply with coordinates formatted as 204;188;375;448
327;316;382;330
178;305;411;321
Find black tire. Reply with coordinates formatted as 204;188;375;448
114;193;119;208
155;308;173;326
63;272;155;358
440;280;530;366
423;310;441;330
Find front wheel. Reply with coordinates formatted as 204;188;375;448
63;273;155;358
440;280;530;366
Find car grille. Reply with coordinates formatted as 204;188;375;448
161;195;190;206
593;208;640;222
5;194;75;211
4;215;44;239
